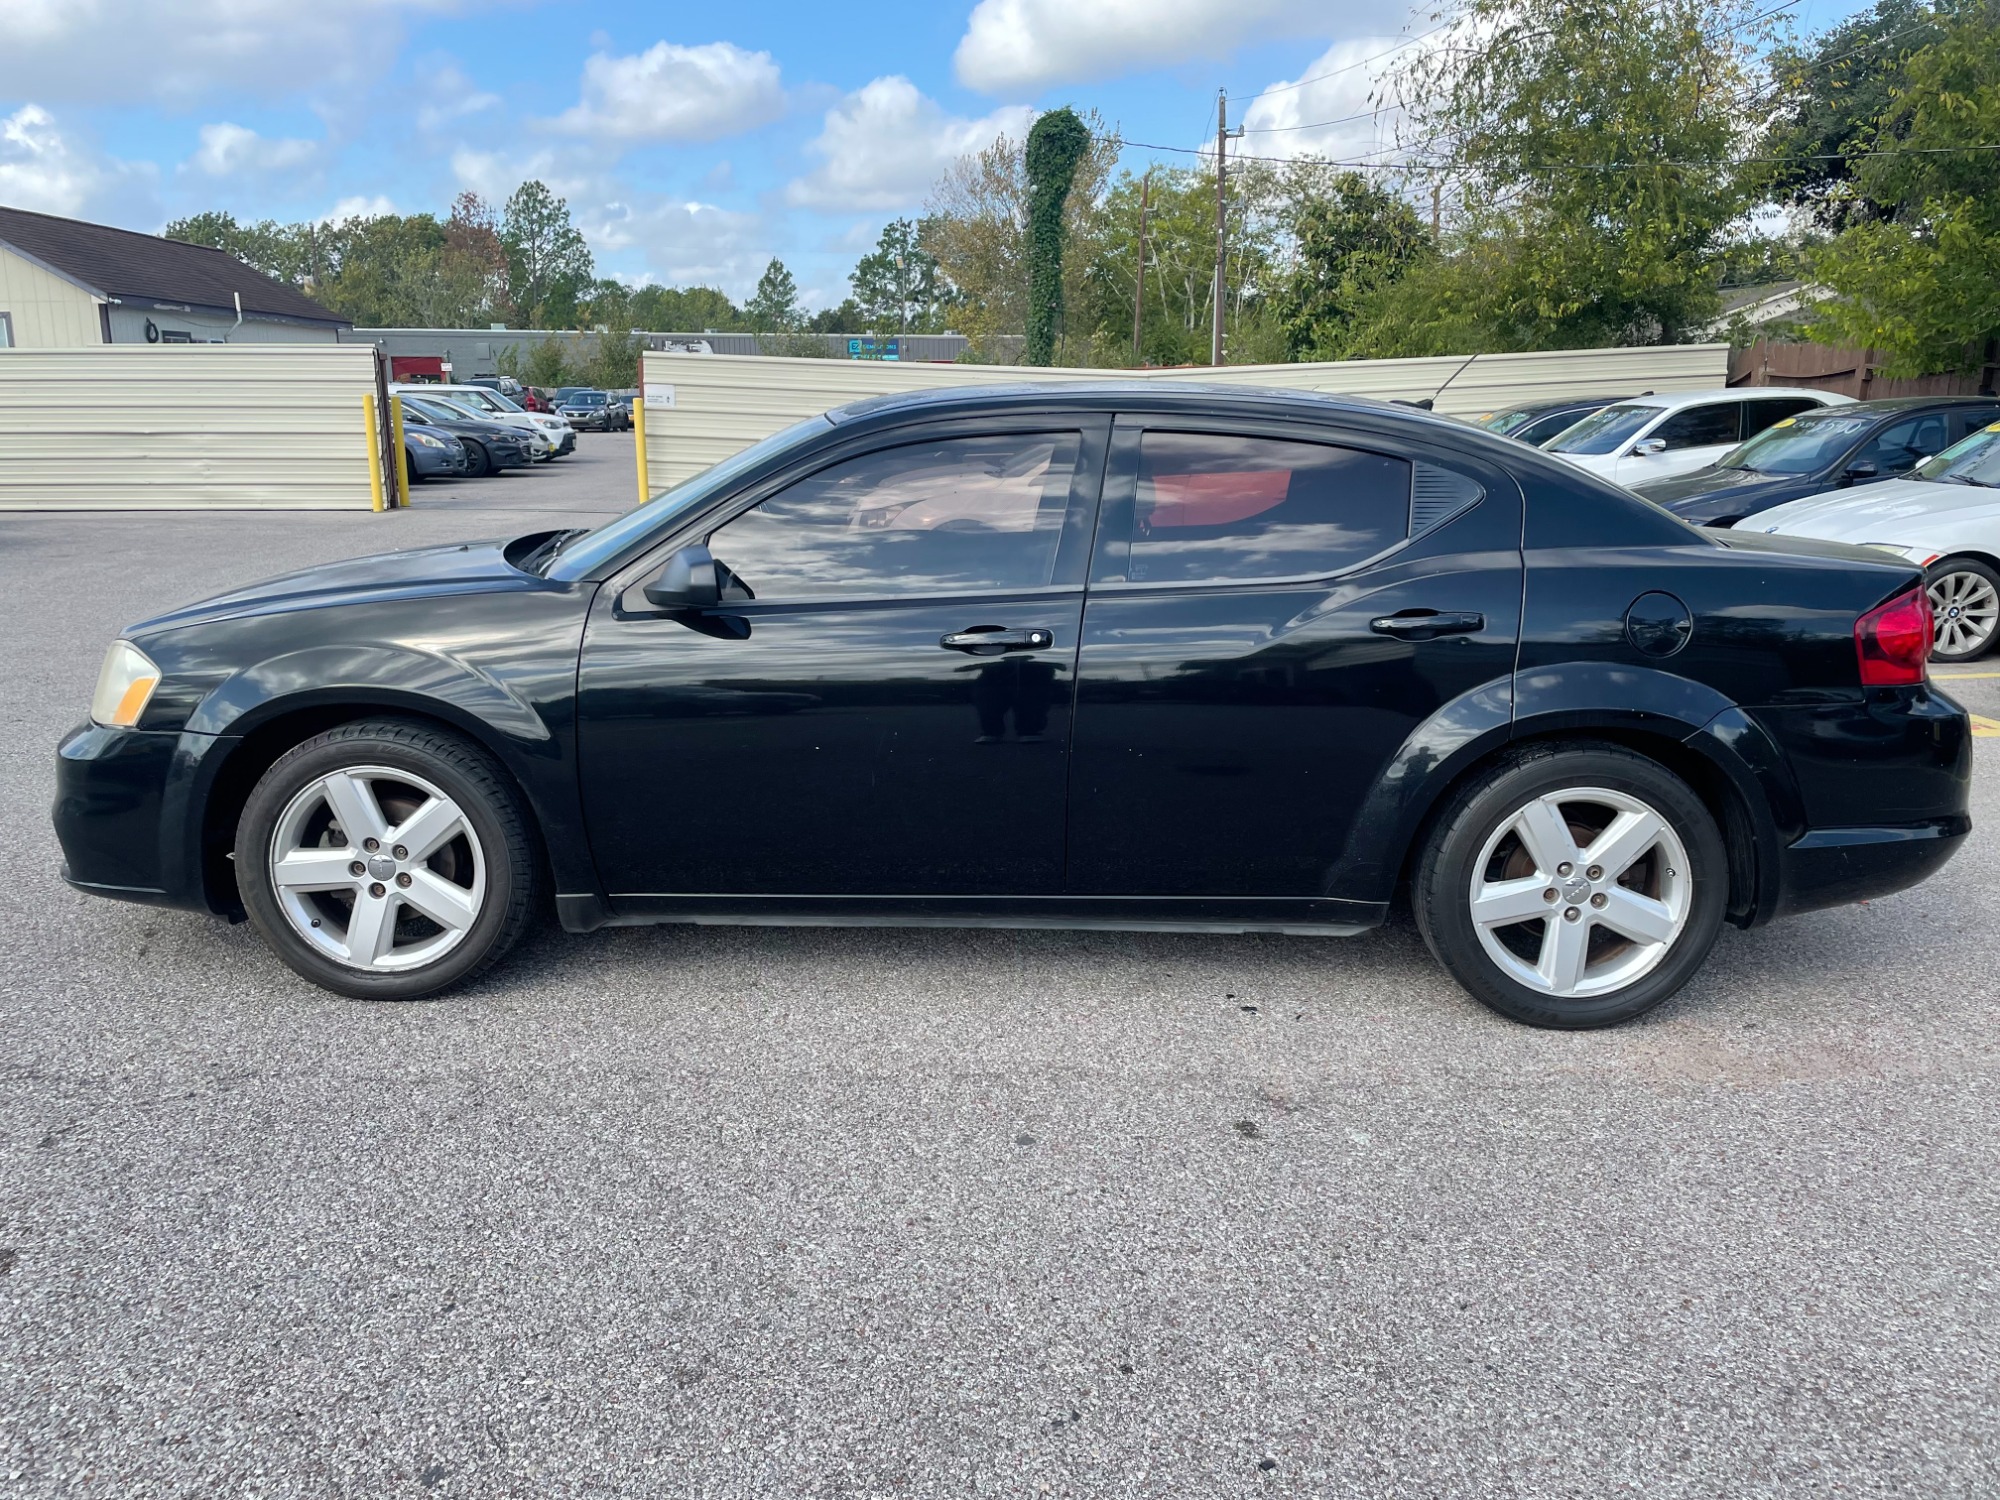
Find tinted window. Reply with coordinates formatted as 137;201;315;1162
1856;413;1950;473
1517;410;1592;446
708;432;1081;600
1653;402;1741;450
1112;432;1411;585
1543;404;1658;454
1742;397;1822;437
1722;413;1875;475
1952;407;2000;441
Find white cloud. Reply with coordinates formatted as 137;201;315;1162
954;0;1361;92
786;77;1033;212
0;0;472;107
320;194;397;222
0;103;157;221
1238;35;1414;162
186;122;319;176
415;64;501;132
549;41;785;143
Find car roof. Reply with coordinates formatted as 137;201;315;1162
1603;386;1844;412
827;380;1467;425
1492;395;1634;414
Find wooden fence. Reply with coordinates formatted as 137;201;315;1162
1729;338;1998;399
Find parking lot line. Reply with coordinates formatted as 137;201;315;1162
1933;671;2000;680
1970;714;2000;737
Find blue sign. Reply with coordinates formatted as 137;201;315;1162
846;337;901;361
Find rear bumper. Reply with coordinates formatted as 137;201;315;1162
1773;817;1970;918
409;445;467;478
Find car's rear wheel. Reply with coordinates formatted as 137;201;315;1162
462;440;491;477
1414;744;1728;1029
235;719;536;999
1925;557;2000;662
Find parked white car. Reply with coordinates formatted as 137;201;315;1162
1749;420;2000;661
391;383;574;459
1541;387;1854;486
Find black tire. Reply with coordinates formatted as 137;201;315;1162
462;440;492;477
1413;743;1728;1029
234;718;537;1000
1925;556;2000;663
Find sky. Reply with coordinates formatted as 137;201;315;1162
0;0;1873;311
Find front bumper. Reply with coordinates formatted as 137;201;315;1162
409;443;468;478
54;722;226;913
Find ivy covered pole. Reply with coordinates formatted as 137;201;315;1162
1023;107;1091;367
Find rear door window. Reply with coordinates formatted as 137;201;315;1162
1857;413;1951;473
1742;397;1823;438
1097;431;1413;585
1653;402;1742;450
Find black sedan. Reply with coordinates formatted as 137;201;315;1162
1634;396;2000;527
53;385;1970;1029
398;396;535;476
1470;395;1633;447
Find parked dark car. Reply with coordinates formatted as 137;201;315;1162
399;395;534;476
402;424;468;481
557;390;627;431
1470;395;1635;447
54;385;1969;1029
1634;396;2000;527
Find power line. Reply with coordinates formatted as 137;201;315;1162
1240;22;1450;103
1103;135;2000;172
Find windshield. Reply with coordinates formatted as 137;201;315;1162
565;392;607;407
1716;413;1875;475
424;398;488;424
547;416;834;580
479;391;524;412
1475;408;1540;435
1916;424;2000;487
402;397;467;424
445;389;505;413
1542;403;1659;455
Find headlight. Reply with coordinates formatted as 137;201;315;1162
410;430;449;449
90;640;161;727
1863;543;1942;564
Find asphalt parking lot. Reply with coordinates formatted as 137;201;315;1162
3;434;1998;1498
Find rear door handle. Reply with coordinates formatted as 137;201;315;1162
940;627;1054;655
1369;610;1485;641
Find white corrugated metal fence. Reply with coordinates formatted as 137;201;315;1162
639;344;1731;490
0;345;386;510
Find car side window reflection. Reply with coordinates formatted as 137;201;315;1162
708;432;1081;600
1653;403;1741;450
1110;432;1412;585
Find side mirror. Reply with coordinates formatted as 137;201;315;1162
1632;438;1668;457
642;544;721;610
1844;459;1880;481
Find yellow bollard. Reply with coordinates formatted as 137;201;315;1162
362;393;386;513
390;396;411;507
633;397;650;509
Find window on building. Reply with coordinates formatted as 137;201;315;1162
0;312;14;348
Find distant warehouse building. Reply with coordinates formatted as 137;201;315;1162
0;204;349;348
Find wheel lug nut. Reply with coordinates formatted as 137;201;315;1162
1586;864;1603;881
363;838;380;853
368;882;386;898
348;861;366;877
396;873;412;888
1543;888;1559;903
392;844;409;860
1563;907;1581;921
1591;893;1607;908
1556;862;1574;877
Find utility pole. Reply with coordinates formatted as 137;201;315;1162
1131;169;1151;366
1212;91;1228;366
1431;183;1442;238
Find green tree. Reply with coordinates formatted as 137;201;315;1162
502;180;593;328
1269;172;1434;361
1761;0;1952;230
849;218;950;332
745;258;801;332
1806;1;2000;373
1370;0;1774;353
1023;107;1092;366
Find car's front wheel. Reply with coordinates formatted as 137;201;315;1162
1414;744;1728;1028
1926;556;2000;663
235;719;537;999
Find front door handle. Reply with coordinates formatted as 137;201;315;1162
1369;610;1485;641
940;627;1054;655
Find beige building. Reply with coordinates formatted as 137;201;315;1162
0;204;349;348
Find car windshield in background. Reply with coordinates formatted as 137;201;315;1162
480;392;525;412
1916;425;2000;487
401;397;462;424
425;398;489;424
1542;404;1657;454
546;416;832;580
565;392;608;407
1475;409;1540;435
1716;414;1874;475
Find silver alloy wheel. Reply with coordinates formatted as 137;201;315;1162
1927;568;1999;659
1467;786;1692;1000
268;764;486;972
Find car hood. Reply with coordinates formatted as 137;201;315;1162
1747;477;2000;542
1635;466;1785;506
127;534;563;637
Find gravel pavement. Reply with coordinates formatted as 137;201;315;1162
3;436;1997;1497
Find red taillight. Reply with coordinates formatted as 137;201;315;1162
1855;586;1933;686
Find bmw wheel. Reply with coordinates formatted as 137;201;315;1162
1415;744;1728;1028
235;719;536;999
1925;557;2000;663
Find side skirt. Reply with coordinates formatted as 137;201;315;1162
561;892;1385;937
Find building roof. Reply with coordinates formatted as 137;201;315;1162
0;204;348;326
